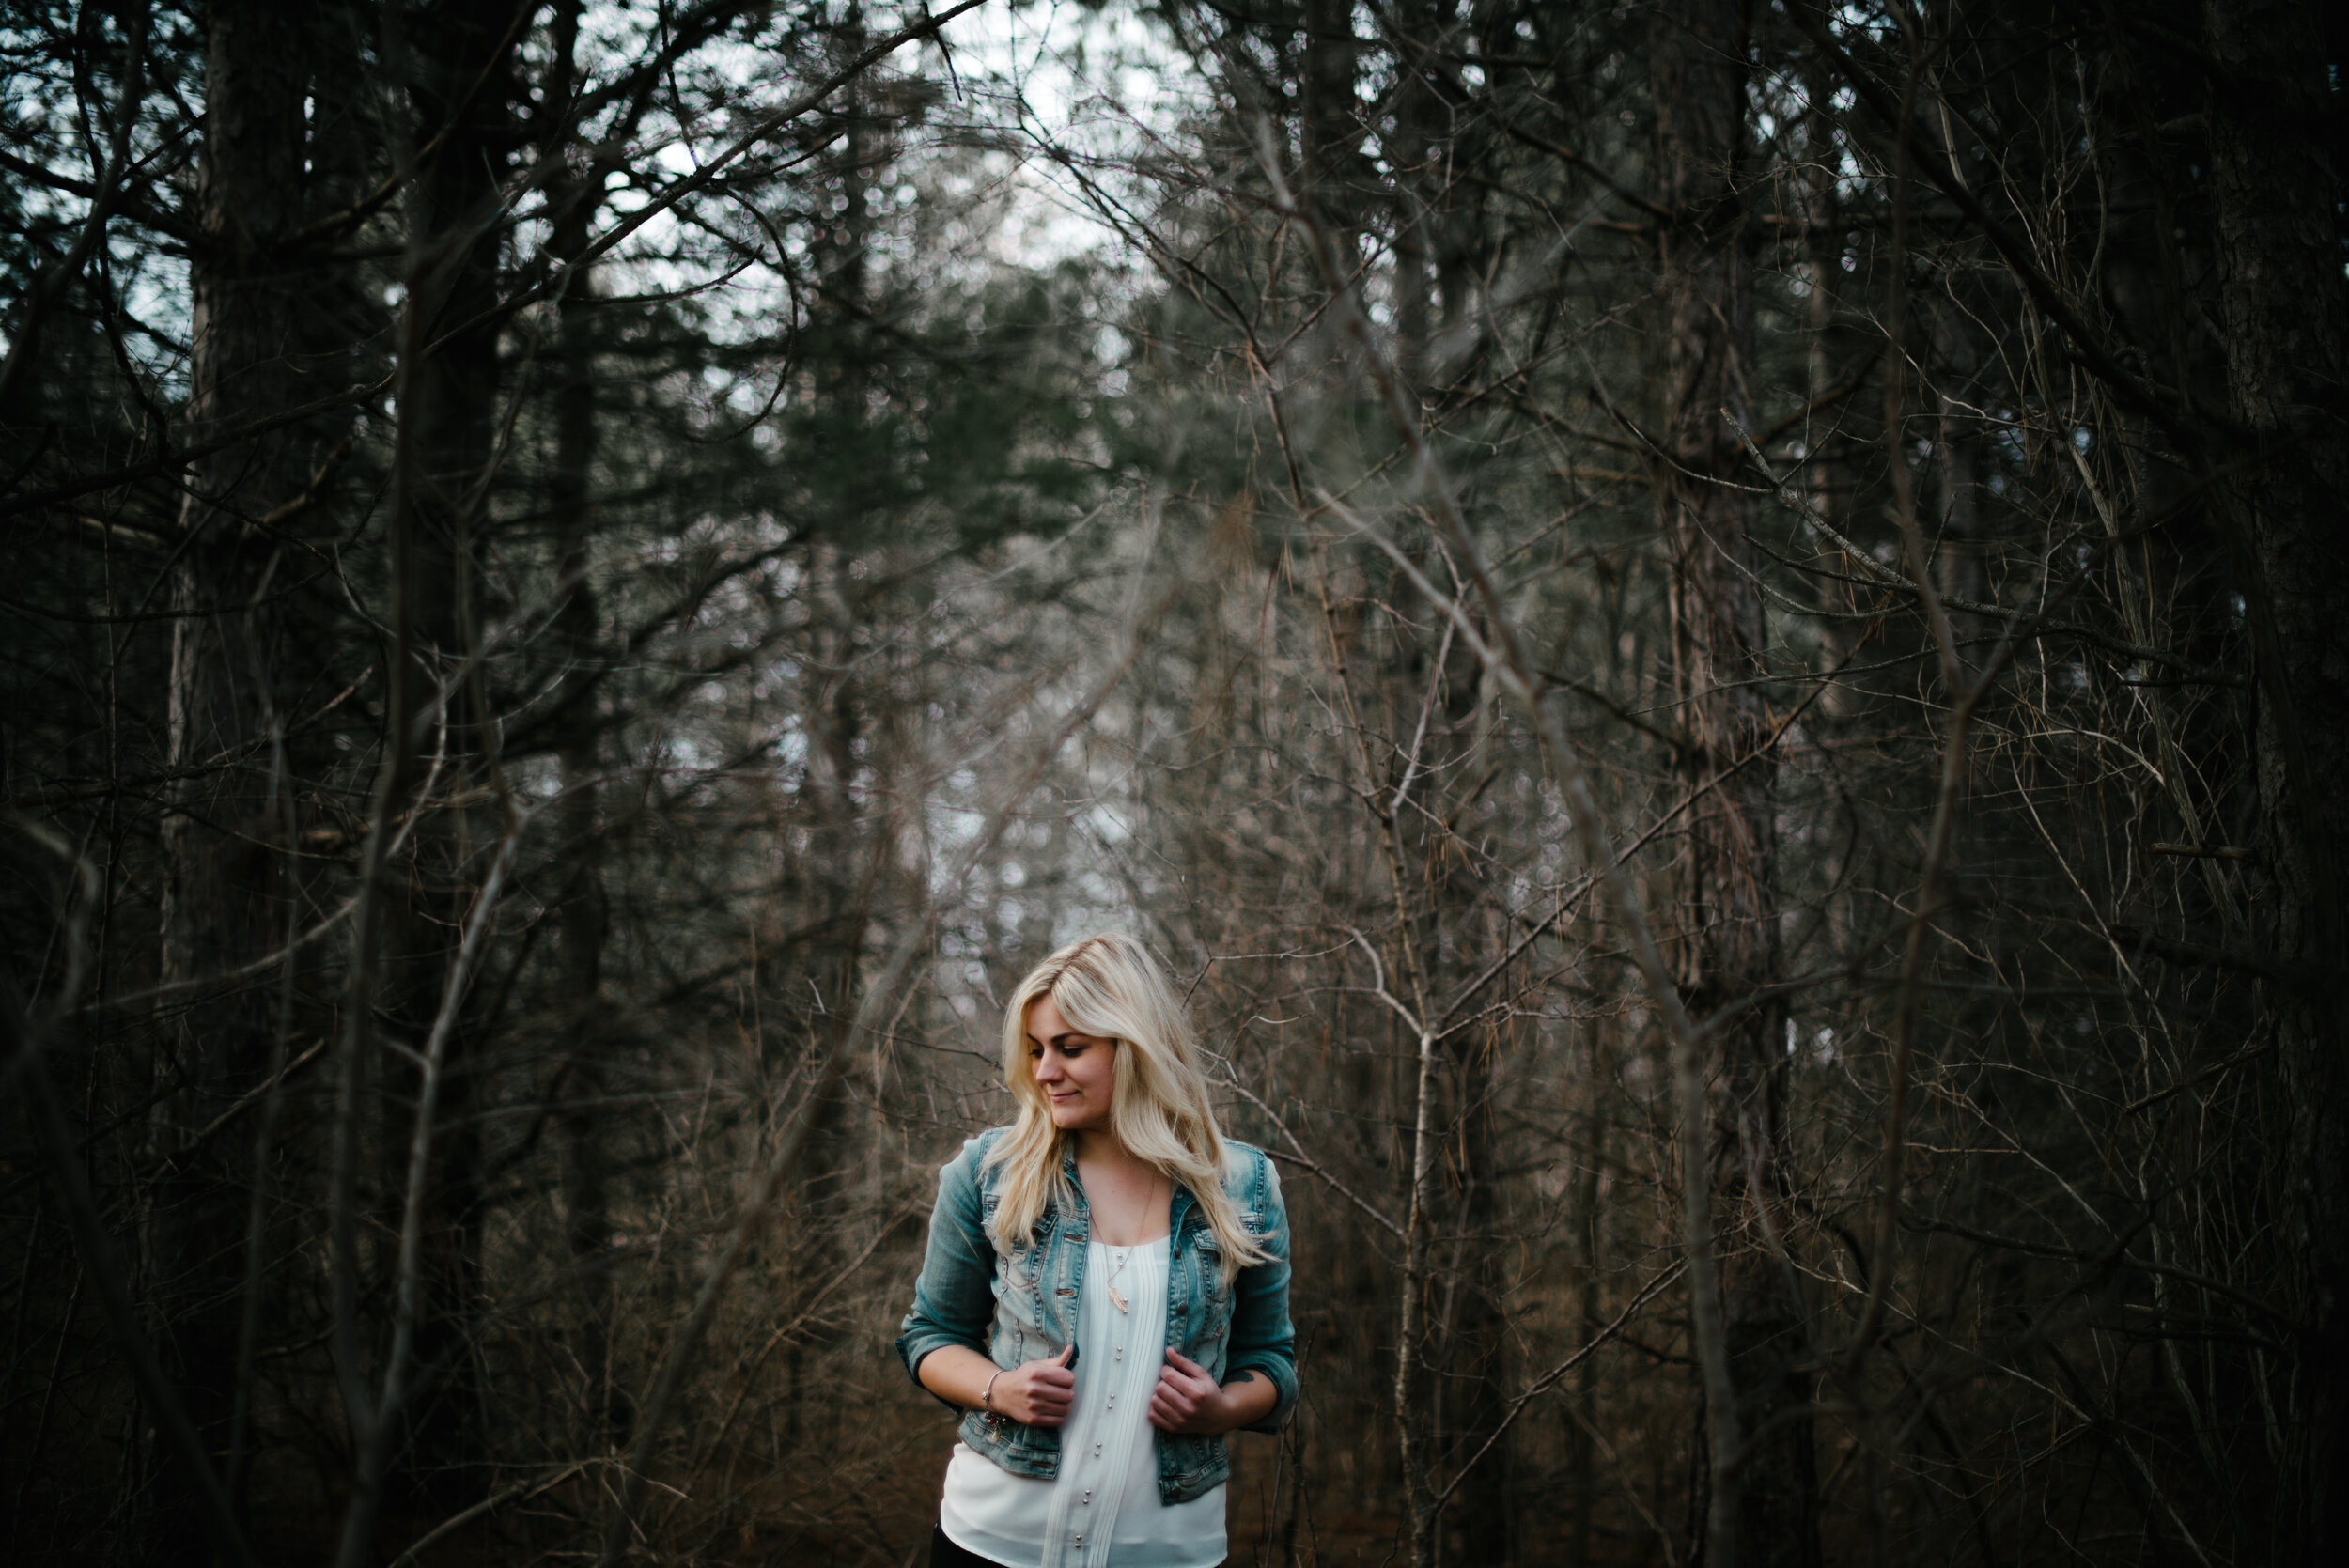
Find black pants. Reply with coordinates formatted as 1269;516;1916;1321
927;1524;1222;1568
926;1526;997;1568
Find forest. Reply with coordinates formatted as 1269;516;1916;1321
1;1;2343;1564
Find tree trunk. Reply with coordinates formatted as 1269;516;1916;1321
149;4;354;1553
1931;302;1989;631
1386;0;1436;384
1567;1008;1609;1568
786;18;882;1452
542;0;618;1447
2200;4;2349;1560
1452;1051;1513;1568
1299;0;1367;243
1649;4;1817;1565
376;0;528;1519
1798;49;1862;721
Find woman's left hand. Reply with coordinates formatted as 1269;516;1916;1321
1148;1349;1236;1434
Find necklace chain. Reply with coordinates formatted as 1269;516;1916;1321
1085;1169;1163;1315
1105;1244;1133;1313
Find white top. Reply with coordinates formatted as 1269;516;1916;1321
939;1234;1227;1568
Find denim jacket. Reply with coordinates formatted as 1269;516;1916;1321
895;1128;1299;1505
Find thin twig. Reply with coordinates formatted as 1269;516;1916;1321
1221;1074;1404;1239
386;1462;591;1568
1431;1259;1688;1509
0;4;150;411
1257;116;1745;1566
592;563;1190;1567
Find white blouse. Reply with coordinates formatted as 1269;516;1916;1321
939;1234;1227;1568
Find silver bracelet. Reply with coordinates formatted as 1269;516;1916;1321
981;1368;1006;1412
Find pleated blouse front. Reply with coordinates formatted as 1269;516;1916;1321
938;1234;1227;1568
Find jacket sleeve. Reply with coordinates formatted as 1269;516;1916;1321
895;1136;999;1404
1223;1148;1299;1432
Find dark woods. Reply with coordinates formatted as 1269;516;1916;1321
0;2;2341;1565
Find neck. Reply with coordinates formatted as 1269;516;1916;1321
1070;1126;1146;1173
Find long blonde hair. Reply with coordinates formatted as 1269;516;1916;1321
986;933;1268;1283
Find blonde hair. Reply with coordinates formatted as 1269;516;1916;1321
986;933;1268;1283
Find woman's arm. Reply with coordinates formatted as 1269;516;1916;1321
919;1343;1078;1426
894;1139;1000;1404
1220;1155;1300;1431
1154;1149;1299;1435
1147;1352;1278;1435
895;1136;1081;1427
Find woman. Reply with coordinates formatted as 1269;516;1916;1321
897;933;1298;1568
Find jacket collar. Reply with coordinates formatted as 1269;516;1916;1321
1169;1183;1200;1242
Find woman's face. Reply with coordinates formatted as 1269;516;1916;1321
1026;991;1117;1136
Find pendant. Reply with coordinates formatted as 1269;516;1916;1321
1107;1281;1130;1313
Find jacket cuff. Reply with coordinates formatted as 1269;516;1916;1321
1225;1350;1299;1433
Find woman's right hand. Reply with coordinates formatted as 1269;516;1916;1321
986;1345;1076;1426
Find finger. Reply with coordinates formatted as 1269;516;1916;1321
1035;1370;1075;1390
1164;1365;1209;1396
1054;1345;1075;1365
1166;1348;1206;1375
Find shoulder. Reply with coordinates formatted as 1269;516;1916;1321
940;1126;1014;1190
1217;1137;1278;1203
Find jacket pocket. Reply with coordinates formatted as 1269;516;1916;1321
1159;1431;1231;1502
1188;1233;1234;1344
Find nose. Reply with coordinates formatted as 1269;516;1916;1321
1034;1048;1062;1085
